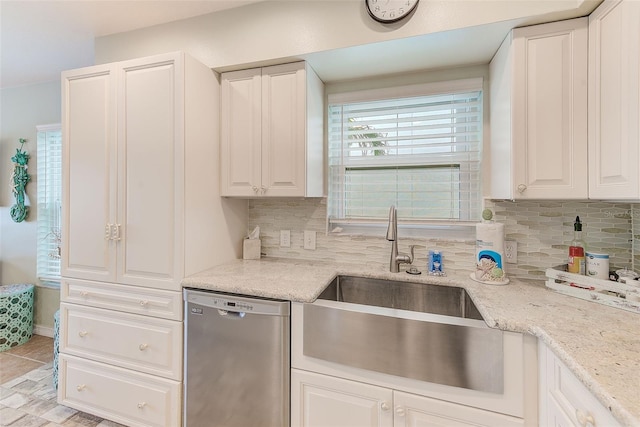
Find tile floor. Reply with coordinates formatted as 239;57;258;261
0;335;125;427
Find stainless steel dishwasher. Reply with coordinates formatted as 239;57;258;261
183;288;290;427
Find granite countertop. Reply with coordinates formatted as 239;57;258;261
182;257;640;426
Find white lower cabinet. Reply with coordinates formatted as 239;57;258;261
292;370;524;427
292;370;393;427
59;280;183;426
538;343;621;427
60;303;182;380
59;354;181;427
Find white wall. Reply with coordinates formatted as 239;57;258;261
1;81;61;332
95;0;599;73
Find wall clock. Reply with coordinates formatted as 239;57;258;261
365;0;419;24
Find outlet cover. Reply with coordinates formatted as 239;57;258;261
505;240;517;264
280;230;291;248
304;230;316;250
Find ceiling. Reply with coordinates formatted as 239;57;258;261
0;0;262;89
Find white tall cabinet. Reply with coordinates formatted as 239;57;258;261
588;0;640;200
220;61;324;198
489;18;588;199
59;52;247;427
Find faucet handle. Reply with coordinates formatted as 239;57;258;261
408;245;425;264
408;245;416;264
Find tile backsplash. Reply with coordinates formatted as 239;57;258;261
248;199;638;281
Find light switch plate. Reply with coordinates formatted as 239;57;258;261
304;230;316;250
505;240;517;264
280;230;291;248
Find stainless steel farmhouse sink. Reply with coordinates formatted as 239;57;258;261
317;275;484;319
304;275;505;393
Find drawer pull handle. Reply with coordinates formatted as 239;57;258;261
139;343;148;351
138;402;147;409
78;331;88;337
76;384;86;392
395;406;405;417
139;300;149;306
79;291;89;297
576;409;595;426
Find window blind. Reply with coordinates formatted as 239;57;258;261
328;79;482;227
36;125;62;284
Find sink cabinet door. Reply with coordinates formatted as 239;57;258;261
291;369;393;427
393;391;524;427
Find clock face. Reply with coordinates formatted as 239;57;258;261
365;0;419;23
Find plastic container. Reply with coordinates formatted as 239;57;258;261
586;252;609;280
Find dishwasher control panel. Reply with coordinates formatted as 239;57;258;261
184;289;290;316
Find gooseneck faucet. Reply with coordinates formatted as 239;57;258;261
386;205;414;272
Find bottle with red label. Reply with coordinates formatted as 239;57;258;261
567;216;585;274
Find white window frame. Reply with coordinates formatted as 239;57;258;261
36;124;62;287
327;78;483;239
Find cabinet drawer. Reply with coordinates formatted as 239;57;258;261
545;347;620;427
60;303;182;380
62;278;182;320
58;354;181;427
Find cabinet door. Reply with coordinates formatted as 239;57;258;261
261;62;307;197
59;354;181;427
393;391;524;427
291;369;393;427
60;303;182;380
62;64;117;282
539;344;622;427
589;0;640;199
221;68;262;196
117;54;182;289
512;18;588;199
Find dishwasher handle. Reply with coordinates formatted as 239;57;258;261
217;309;246;318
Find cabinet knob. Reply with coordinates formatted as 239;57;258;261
139;300;149;307
252;186;259;193
76;384;86;392
79;291;89;297
139;343;149;351
517;184;527;194
260;186;266;195
395;406;405;417
381;402;390;411
78;331;88;337
137;402;147;409
576;409;595;426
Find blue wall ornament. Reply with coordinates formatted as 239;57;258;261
10;138;31;223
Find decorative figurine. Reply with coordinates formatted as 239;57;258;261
10;138;31;223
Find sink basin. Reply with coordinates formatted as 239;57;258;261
304;275;504;394
317;275;484;320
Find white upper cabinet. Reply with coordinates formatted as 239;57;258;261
588;0;640;200
489;18;588;200
62;52;245;290
221;61;324;198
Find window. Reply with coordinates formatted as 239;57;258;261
328;78;483;235
36;124;62;285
